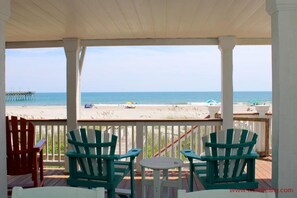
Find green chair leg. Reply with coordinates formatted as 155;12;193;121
189;158;194;192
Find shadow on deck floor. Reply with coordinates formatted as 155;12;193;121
8;157;272;198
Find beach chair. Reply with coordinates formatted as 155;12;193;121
12;186;105;198
6;116;46;187
178;189;275;198
181;128;258;191
66;128;142;198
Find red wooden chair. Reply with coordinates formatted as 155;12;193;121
6;116;46;187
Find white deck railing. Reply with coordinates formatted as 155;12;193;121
29;115;271;166
30;119;222;166
233;113;272;156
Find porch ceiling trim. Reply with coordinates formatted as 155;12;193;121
6;38;271;49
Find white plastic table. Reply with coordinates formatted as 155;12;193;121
140;157;183;198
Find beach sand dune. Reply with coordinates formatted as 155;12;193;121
5;104;264;120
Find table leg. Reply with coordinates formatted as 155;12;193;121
153;169;161;198
142;166;146;198
163;169;169;197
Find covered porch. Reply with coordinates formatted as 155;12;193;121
1;1;297;198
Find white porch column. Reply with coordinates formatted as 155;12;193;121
266;1;297;197
0;0;10;197
63;38;81;131
218;36;236;130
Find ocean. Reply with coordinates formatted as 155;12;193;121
5;91;272;106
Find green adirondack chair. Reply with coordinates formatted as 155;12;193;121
181;128;259;191
66;128;142;198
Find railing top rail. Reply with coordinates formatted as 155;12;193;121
233;117;270;122
29;118;223;123
28;119;67;122
78;118;223;122
29;118;223;124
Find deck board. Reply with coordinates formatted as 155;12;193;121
8;157;272;197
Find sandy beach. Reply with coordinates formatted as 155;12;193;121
5;103;266;120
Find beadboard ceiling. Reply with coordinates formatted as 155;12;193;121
6;0;270;42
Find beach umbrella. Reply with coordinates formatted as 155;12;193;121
206;99;217;105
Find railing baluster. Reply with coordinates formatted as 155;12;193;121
152;125;155;158
45;125;49;161
125;125;128;154
64;124;67;161
58;125;61;162
171;125;174;158
132;125;135;149
191;124;194;150
158;125;161;157
51;124;54;161
145;125;148;158
165;125;168;157
118;125;122;154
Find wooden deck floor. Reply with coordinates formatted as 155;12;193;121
8;157;272;198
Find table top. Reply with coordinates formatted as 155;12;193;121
140;157;183;170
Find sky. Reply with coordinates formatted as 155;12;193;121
5;45;272;93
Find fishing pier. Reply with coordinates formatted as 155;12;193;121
6;91;35;101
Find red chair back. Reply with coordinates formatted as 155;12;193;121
6;116;35;175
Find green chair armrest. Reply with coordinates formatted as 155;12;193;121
66;149;142;160
180;149;202;160
201;152;259;161
119;148;142;159
250;151;259;158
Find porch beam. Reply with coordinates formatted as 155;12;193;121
219;36;236;130
0;0;10;197
266;0;297;197
6;38;271;49
6;40;64;49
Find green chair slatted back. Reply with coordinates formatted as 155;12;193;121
202;129;257;180
68;128;117;179
67;128;141;198
181;128;259;191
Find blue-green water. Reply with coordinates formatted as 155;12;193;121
5;92;272;106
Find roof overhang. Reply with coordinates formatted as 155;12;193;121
6;0;271;48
